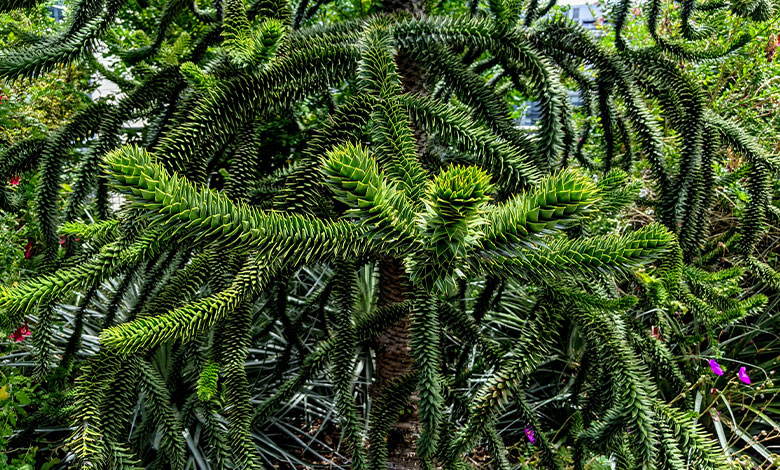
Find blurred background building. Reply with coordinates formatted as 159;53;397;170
517;0;603;127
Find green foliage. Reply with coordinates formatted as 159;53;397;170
481;169;599;250
1;0;778;468
197;360;220;402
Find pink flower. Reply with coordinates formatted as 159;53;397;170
632;6;641;15
8;321;31;342
709;359;724;376
524;426;536;445
9;175;19;186
60;235;66;246
24;240;32;259
738;367;751;385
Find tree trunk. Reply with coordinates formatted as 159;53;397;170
374;255;418;469
372;1;428;468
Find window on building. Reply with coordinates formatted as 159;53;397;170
572;7;580;19
49;5;65;21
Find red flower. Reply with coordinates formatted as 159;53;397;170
8;321;32;343
766;34;777;63
60;235;66;246
24;240;32;259
9;175;19;186
651;325;662;341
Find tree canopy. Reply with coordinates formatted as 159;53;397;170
0;0;779;469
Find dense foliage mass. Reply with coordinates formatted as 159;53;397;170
0;0;778;468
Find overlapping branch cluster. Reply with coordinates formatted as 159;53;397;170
0;0;775;468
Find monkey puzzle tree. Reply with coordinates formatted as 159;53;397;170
0;0;777;468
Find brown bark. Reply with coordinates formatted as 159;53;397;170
374;255;413;388
397;47;430;157
371;1;429;468
373;255;419;469
382;0;424;15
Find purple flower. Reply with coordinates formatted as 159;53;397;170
524;426;536;445
709;359;724;376
738;367;751;385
